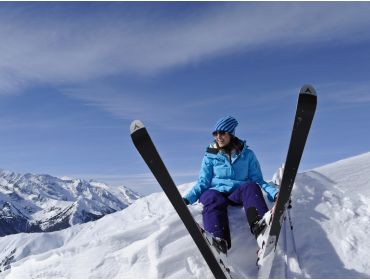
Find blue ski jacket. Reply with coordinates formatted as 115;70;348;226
184;140;278;205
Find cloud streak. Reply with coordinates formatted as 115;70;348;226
61;83;236;131
1;3;370;94
316;82;370;109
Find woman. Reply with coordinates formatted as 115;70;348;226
183;116;278;254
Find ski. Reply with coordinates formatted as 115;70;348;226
257;84;317;278
197;223;232;277
130;120;230;279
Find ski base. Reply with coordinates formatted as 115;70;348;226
256;212;276;278
257;248;275;278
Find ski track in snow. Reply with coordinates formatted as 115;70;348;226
1;152;370;278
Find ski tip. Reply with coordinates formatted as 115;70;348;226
300;84;316;96
130;120;145;134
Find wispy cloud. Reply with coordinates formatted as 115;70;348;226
1;3;370;93
62;83;234;131
317;81;370;106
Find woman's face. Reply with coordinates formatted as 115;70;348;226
214;131;231;148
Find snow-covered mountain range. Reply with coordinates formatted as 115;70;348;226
0;169;141;237
0;152;369;278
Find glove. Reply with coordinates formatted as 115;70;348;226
183;198;190;205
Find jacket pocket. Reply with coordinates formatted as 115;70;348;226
213;164;231;178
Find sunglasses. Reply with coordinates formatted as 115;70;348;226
212;131;227;137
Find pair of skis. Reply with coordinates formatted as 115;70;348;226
130;85;317;279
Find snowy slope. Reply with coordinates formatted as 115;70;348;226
0;152;370;278
0;169;141;236
289;152;370;278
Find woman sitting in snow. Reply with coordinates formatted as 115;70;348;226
183;116;278;254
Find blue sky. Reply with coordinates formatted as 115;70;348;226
1;2;370;195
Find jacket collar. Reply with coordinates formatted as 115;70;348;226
207;139;249;161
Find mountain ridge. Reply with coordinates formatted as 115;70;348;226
0;169;141;236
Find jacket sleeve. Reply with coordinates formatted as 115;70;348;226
184;154;213;204
248;150;278;202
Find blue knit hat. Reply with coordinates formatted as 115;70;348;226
213;116;239;136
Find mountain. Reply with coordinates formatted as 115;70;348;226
0;152;370;278
0;169;141;237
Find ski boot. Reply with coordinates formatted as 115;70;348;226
212;237;228;255
247;207;273;249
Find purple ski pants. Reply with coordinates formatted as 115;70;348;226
199;182;268;248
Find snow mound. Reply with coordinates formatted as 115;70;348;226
291;152;370;278
1;152;370;278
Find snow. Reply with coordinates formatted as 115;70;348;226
1;152;370;278
291;152;370;278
